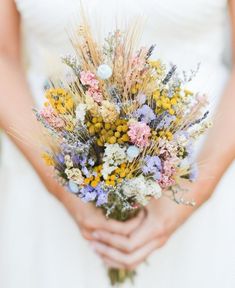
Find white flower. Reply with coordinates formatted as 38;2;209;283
136;93;147;105
64;155;73;168
65;168;84;185
127;145;140;161
68;180;79;193
122;175;162;206
75;103;87;123
101;144;127;179
97;64;112;80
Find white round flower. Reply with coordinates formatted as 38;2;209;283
68;180;79;193
97;64;112;80
127;145;140;161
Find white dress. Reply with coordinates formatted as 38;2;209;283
0;0;235;287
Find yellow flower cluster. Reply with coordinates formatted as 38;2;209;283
153;89;179;115
151;130;173;141
131;83;142;95
84;165;103;188
83;163;134;188
45;88;74;114
42;152;55;166
63;115;76;132
105;163;133;186
148;60;164;75
87;117;130;147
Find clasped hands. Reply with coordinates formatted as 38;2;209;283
75;196;193;271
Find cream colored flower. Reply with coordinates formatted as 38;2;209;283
85;95;100;116
122;175;162;206
75;103;87;123
99;100;119;123
65;168;84;185
64;155;73;169
101;143;127;179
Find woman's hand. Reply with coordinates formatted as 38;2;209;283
62;192;146;241
51;179;146;241
90;196;194;270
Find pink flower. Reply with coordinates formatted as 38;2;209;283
40;105;54;118
80;71;99;89
40;106;65;129
87;87;103;103
127;122;151;148
158;160;176;189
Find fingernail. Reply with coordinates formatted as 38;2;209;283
90;242;99;252
92;232;100;239
90;243;97;252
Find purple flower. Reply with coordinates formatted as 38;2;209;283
96;191;108;206
78;184;108;206
157;114;176;129
79;156;87;166
88;158;95;166
135;105;156;123
56;153;64;164
79;185;97;202
142;155;162;180
81;166;90;177
71;154;81;165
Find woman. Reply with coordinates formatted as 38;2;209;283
0;0;235;287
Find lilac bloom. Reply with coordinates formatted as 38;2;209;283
56;153;64;164
72;154;81;165
81;166;90;177
78;184;108;206
96;191;108;206
79;186;97;202
142;155;162;180
135;105;156;123
157;114;176;129
88;158;95;166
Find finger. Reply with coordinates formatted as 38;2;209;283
92;219;153;253
80;228;93;240
102;257;125;269
90;239;160;270
94;210;145;236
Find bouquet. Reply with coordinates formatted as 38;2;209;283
34;17;210;285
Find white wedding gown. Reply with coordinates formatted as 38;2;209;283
0;0;235;287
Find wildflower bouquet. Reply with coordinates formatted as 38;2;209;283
34;18;210;285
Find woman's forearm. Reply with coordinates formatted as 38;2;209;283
184;69;235;208
199;70;235;191
0;53;70;202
